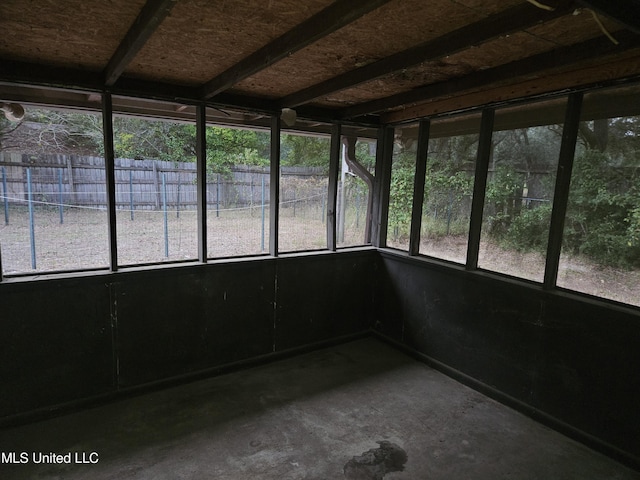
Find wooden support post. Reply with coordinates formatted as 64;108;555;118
544;92;583;289
269;115;281;257
102;92;118;271
466;108;494;270
371;126;394;248
409;120;430;256
196;104;207;262
327;124;341;251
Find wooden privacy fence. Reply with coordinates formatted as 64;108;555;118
0;153;326;212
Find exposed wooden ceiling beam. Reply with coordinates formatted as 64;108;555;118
0;59;103;92
104;0;178;86
578;0;640;34
0;59;379;127
200;0;391;100
342;30;640;120
381;52;640;124
279;1;575;108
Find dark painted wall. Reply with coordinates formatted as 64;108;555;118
3;246;639;466
0;277;113;417
0;249;376;421
375;251;640;463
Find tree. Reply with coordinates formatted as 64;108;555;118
1;109;104;155
0;116;23;151
205;126;269;174
280;134;330;168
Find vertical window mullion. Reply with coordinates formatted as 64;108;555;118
409;119;430;256
269;115;281;257
102;92;118;271
466;108;495;270
372;126;394;248
544;92;583;289
196;104;207;262
327;124;341;251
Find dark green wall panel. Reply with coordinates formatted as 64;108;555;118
376;252;640;461
0;279;113;416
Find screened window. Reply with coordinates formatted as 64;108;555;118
278;132;330;253
557;85;640;307
337;138;375;248
387;124;418;251
419;114;480;264
205;121;271;258
113;102;198;266
0;105;109;274
478;99;565;282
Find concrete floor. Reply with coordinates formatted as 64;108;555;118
0;338;638;480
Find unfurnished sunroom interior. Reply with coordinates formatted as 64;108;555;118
0;0;640;478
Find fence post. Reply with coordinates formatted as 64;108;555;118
162;172;168;258
129;169;134;220
66;157;75;204
27;168;36;269
216;173;220;217
293;189;296;217
250;179;254;217
153;162;160;210
58;168;64;224
177;174;181;218
2;166;8;225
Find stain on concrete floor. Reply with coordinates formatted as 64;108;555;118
344;441;407;479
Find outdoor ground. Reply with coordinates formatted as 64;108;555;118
1;206;638;308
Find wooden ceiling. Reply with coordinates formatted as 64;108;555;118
1;0;640;126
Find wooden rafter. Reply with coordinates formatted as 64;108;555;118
199;0;391;100
104;0;178;86
280;1;574;108
342;30;640;120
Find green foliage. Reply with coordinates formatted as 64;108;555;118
626;205;640;248
484;165;527;237
205;126;269;174
113;118;196;163
485;164;523;203
421;215;469;238
422;165;474;238
280;134;330;168
388;157;414;238
561;149;640;267
501;203;552;252
496;147;640;267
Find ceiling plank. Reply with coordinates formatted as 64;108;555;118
104;0;178;86
342;30;640;120
280;1;575;108
578;0;640;34
381;51;640;123
200;0;391;100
